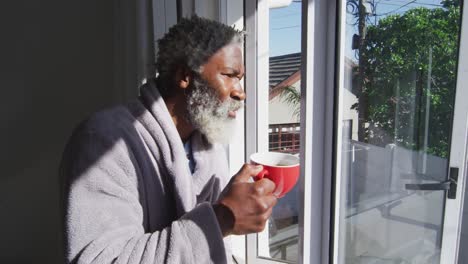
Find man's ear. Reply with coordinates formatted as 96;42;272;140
175;66;192;90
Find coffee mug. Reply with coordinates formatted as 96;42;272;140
250;152;300;198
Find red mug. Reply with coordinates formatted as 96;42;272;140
250;152;300;198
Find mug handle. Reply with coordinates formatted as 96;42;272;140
255;168;269;180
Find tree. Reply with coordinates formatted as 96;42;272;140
280;85;301;119
358;3;461;157
441;0;461;8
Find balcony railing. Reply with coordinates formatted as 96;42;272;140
269;123;300;154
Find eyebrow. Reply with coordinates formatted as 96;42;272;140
223;67;244;75
223;67;237;72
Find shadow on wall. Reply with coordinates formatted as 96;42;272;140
0;1;137;263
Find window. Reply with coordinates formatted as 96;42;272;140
333;0;467;263
262;1;302;262
245;0;335;263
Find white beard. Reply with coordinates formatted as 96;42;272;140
186;76;243;144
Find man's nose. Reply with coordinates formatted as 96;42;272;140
230;84;246;101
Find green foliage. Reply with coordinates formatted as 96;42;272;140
441;0;461;8
360;4;461;157
280;86;301;119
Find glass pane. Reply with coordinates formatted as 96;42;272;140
259;0;302;262
336;0;463;263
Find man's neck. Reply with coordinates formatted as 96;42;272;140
163;94;195;143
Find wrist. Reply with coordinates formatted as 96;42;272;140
212;203;234;237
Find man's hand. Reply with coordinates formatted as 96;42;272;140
213;164;278;237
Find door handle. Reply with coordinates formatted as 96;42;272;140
405;181;451;191
404;167;458;199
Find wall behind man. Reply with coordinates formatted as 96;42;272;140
0;0;138;263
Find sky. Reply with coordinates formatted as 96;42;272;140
269;1;302;57
268;0;446;58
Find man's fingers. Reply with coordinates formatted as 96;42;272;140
234;164;263;182
253;178;276;195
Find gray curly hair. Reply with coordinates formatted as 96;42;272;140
155;15;243;97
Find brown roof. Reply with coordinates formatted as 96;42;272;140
269;52;301;91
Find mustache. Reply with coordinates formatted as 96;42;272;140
190;75;244;115
212;93;244;118
226;98;244;111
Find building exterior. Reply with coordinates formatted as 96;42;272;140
268;53;359;154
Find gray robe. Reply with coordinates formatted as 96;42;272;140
61;79;231;263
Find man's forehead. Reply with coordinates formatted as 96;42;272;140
206;43;243;68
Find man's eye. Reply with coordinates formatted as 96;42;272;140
224;73;239;79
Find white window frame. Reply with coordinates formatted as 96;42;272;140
441;3;468;263
298;1;336;263
245;0;271;261
244;0;336;263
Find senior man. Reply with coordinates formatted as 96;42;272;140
61;16;278;264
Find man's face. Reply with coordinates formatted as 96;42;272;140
185;43;245;144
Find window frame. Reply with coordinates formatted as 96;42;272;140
441;2;468;263
244;0;272;261
244;0;336;263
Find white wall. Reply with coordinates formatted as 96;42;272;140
0;1;138;262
